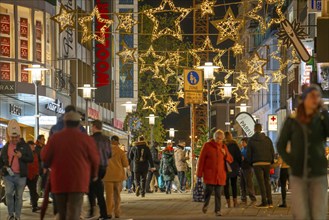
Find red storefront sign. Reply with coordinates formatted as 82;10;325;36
0;14;10;35
113;119;124;130
36;42;42;62
35;20;42;41
20;40;28;59
21;64;29;82
0;37;10;57
0;62;10;81
20;17;28;38
88;107;100;120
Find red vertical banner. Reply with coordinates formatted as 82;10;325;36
20;18;28;38
36;42;42;62
0;37;10;57
0;62;10;81
21;64;29;82
35;20;42;41
0;14;10;35
20;40;28;59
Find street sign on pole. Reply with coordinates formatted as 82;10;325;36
184;69;203;105
268;114;278;131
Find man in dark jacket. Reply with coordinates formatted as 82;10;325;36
88;120;111;219
247;124;274;208
1;122;33;220
146;142;160;193
129;136;155;197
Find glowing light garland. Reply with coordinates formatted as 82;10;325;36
200;0;216;17
143;0;192;41
246;52;267;76
250;75;271;91
164;97;180;115
233;84;250;102
51;4;76;33
116;41;137;63
139;45;165;75
78;6;113;45
177;89;184;99
142;91;162;113
231;42;244;56
176;74;184;91
210;7;243;44
116;12;138;33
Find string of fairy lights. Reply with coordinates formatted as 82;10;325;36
50;0;307;115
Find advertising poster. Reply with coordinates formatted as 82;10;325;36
0;14;10;35
0;62;10;81
0;37;10;57
36;20;42;40
20;39;28;59
36;42;42;62
21;64;29;82
20;17;28;38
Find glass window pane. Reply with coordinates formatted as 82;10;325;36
18;6;32;61
0;3;14;59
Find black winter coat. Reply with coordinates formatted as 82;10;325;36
129;141;154;173
150;146;160;170
247;132;274;165
225;140;242;177
1;140;33;177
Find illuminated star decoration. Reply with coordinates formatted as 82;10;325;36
116;12;138;33
200;0;216;17
116;41;137;63
272;70;287;85
51;4;76;33
233;85;250;102
235;71;249;84
142;92;162;113
231;42;244;56
177;90;184;99
270;41;287;85
189;36;226;69
246;52;267;76
176;74;184;91
78;6;114;45
210;7;243;44
164;97;180;115
223;69;234;83
250;75;271;91
266;0;286;28
143;0;192;41
139;45;165;75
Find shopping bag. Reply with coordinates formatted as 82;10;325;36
193;177;204;202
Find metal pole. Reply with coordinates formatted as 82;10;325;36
85;99;89;134
127;115;130;147
190;104;195;190
226;99;230;131
34;82;39;139
150;125;154;147
207;80;211;138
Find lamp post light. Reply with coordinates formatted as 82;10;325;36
121;101;136;147
236;103;251;113
219;83;235;131
24;64;47;139
197;62;219;138
78;84;96;134
146;114;158;147
168;128;177;142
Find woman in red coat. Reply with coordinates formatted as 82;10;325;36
197;129;233;216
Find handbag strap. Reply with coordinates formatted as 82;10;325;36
9;156;15;167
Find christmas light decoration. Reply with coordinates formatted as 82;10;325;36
250;75;271;91
51;4;76;33
139;45;165;75
200;0;216;17
223;69;234;83
210;7;243;44
266;0;285;28
231;42;244;56
78;6;113;45
142;91;162;113
153;62;176;84
177;89;184;99
189;36;226;69
233;85;249;102
116;12;138;33
235;71;249;84
164;97;180;115
143;0;192;41
246;52;267;76
116;41;137;63
176;74;184;91
272;70;287;85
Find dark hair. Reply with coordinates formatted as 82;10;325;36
111;135;119;142
91;120;102;130
65;120;80;128
37;134;45;141
241;137;248;143
254;123;262;132
224;131;232;140
27;140;35;145
65;105;76;113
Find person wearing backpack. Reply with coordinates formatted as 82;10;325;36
129;136;155;197
160;143;177;194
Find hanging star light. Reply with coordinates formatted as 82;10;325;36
200;0;216;17
116;12;138;33
189;36;226;69
250;75;271;91
78;6;114;45
153;62;176;84
116;41;137;63
51;4;76;33
246;52;267;76
166;50;184;67
176;74;184;91
142;91;162;113
231;42;244;56
164;97;180;115
139;45;165;75
177;89;184;99
143;0;192;41
210;80;224;95
236;71;249;84
266;0;286;28
272;70;287;85
291;47;301;64
210;7;243;44
233;85;250;102
223;69;234;83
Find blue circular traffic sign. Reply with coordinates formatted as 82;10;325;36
187;71;200;85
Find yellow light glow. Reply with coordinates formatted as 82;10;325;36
116;12;138;33
142;91;162;113
200;0;216;17
231;42;244;56
139;45;165;75
164;97;180;115
116;41;137;63
51;4;76;33
246;52;267;76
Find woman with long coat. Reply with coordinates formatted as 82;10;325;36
197;129;233;216
159;144;177;194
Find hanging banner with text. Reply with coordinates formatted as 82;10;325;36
235;112;256;137
184;69;203;105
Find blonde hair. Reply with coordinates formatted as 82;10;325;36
213;129;224;139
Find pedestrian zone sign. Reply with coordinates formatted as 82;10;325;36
184;69;203;105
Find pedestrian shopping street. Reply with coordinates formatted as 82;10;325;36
0;191;309;220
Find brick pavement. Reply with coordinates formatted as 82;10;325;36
0;191;299;220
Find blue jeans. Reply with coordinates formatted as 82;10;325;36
290;175;328;220
177;171;186;191
4;174;27;218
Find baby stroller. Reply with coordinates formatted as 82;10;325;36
270;166;281;193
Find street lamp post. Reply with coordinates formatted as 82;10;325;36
236;103;251;113
78;84;96;134
122;101;136;147
168;128;177;142
197;62;219;138
219;84;235;131
24;64;47;139
146;114;157;147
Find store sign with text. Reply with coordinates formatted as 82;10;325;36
0;81;16;94
45;99;65;114
88;107;100;120
184;69;203;105
9;104;22;116
235;112;256;137
60;0;76;58
18;116;57;126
